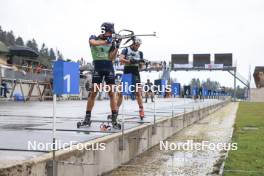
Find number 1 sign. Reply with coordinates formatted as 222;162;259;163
53;60;79;94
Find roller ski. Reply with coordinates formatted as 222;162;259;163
77;114;91;128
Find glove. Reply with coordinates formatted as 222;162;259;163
106;37;113;44
110;39;122;50
115;39;122;48
139;59;146;63
130;58;139;64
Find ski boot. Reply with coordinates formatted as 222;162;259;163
77;114;91;128
107;110;119;120
139;108;144;121
111;113;121;130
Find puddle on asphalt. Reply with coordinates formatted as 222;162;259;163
106;103;238;176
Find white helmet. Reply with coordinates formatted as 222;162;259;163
133;37;142;45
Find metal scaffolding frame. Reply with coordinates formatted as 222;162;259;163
170;66;250;101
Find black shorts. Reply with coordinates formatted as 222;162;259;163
92;70;115;85
124;66;141;83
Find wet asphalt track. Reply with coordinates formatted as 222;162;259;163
0;98;221;166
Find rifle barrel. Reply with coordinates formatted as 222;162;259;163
114;33;156;39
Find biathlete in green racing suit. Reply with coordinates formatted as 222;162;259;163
83;22;121;129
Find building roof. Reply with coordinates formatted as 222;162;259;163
253;66;264;75
8;45;39;57
253;66;264;88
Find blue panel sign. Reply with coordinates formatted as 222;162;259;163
202;87;208;96
121;73;133;96
184;86;191;96
192;87;198;96
212;91;216;96
53;60;79;94
154;79;166;96
208;90;212;96
171;83;181;96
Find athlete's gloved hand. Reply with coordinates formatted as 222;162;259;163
111;38;122;50
115;39;122;48
106;37;113;44
139;59;146;63
130;58;139;64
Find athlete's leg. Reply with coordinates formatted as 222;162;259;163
86;84;99;111
136;87;143;108
108;84;117;112
105;70;120;127
84;70;103;122
116;82;123;110
150;91;154;102
117;92;123;109
108;85;120;128
136;82;144;118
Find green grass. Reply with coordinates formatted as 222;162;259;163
224;102;264;176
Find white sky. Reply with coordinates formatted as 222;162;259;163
1;0;264;88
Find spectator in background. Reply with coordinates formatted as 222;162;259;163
80;57;84;66
163;61;167;70
0;80;8;98
35;64;42;74
27;63;33;73
145;61;149;71
144;79;154;103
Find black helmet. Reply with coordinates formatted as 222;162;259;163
101;22;115;34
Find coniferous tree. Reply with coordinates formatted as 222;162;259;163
31;38;38;52
49;48;56;60
0;26;65;62
26;40;33;49
39;43;49;56
7;31;16;46
0;26;4;42
15;36;24;46
57;50;63;60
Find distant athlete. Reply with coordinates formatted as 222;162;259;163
144;79;154;103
